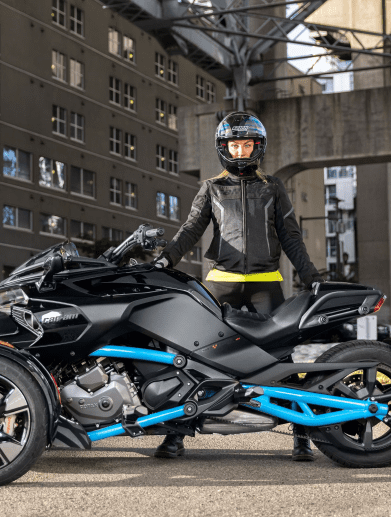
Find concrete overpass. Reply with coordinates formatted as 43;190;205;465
179;85;391;321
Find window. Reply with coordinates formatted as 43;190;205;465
188;246;202;263
52;0;66;27
40;213;66;236
168;60;178;85
155;53;165;78
124;133;136;161
70;220;95;241
70;5;83;36
110;177;122;205
326;184;337;204
327;168;338;179
109;77;121;105
156;192;167;217
110;127;122;155
196;75;205;99
3;206;32;231
169;150;178;174
327;237;337;258
168;105;177;130
3;147;31;181
39;157;66;190
108;28;121;56
327;211;337;233
155;99;166;125
102;227;123;241
70;59;84;89
70;112;85;142
156;145;167;171
52;50;66;81
206;81;216;103
124;83;136;111
70;166;95;197
125;182;137;209
52;105;67;136
123;35;135;62
169;195;180;220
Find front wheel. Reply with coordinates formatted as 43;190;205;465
0;358;48;485
310;340;391;468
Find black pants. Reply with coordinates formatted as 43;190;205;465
205;280;285;314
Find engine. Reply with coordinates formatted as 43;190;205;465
60;360;138;426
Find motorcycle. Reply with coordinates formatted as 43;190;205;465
0;223;391;485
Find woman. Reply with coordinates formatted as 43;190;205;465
153;111;323;461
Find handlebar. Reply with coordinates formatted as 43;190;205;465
101;224;166;264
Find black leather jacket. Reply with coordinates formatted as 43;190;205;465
161;173;321;287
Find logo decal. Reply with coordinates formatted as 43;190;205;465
232;126;248;132
41;311;79;324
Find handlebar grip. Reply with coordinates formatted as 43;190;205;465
156;239;167;248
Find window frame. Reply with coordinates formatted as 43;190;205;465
156;191;168;218
70;58;84;89
70;166;95;198
2;146;32;182
38;157;66;191
52;50;66;82
109;76;121;105
3;205;33;232
123;35;135;63
52;0;66;28
196;75;205;100
206;81;216;103
108;27;121;56
70;220;96;242
124;83;136;112
102;226;123;242
70;112;85;143
125;182;137;210
155;98;167;125
39;212;67;238
124;133;136;161
70;4;84;36
156;145;167;171
110;177;122;205
109;127;122;155
168;104;178;131
168;59;178;85
52;105;67;137
169;150;178;175
155;52;165;79
168;195;180;221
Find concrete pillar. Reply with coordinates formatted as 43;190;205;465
356;163;391;323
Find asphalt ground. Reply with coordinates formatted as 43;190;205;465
3;343;391;517
3;430;391;517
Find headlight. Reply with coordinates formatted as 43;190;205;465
0;289;28;315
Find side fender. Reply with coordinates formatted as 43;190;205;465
0;342;61;444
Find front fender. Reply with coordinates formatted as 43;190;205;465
0;342;61;444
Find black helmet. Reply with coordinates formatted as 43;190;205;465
215;111;267;177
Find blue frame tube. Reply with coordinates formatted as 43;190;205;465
89;346;176;365
87;405;186;442
242;385;389;426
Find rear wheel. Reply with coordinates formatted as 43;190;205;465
310;340;391;468
0;358;48;485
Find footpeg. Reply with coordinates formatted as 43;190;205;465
234;385;264;403
122;404;148;438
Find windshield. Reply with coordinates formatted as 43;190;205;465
11;241;79;276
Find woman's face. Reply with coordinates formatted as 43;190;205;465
227;139;254;159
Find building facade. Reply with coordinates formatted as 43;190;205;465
0;0;225;281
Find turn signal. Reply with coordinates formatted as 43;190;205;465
374;296;387;313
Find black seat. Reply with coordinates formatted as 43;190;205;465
222;291;312;349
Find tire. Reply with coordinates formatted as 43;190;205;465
311;340;391;468
0;358;48;485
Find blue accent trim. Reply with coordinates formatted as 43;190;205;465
241;385;389;427
87;405;186;442
89;346;176;365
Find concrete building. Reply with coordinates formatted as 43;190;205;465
0;0;226;281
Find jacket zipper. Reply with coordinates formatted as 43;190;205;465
241;180;247;274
